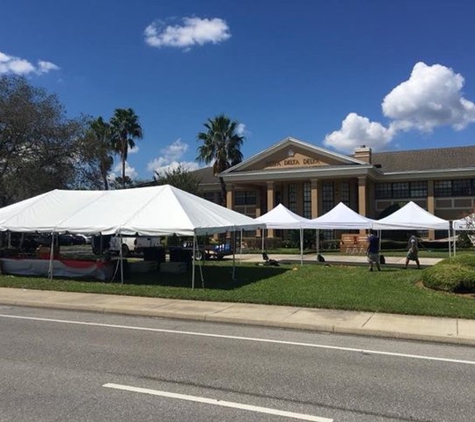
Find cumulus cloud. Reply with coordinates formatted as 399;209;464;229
324;113;394;153
147;139;200;176
0;51;60;76
112;162;138;180
144;17;231;49
236;122;247;137
325;62;475;152
382;62;475;132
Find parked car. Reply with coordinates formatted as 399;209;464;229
92;235;162;257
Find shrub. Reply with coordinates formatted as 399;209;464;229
436;254;475;268
422;262;475;293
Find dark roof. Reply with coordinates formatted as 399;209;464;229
191;167;218;185
373;145;475;172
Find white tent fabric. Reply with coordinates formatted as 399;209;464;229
255;204;315;265
309;202;374;229
0;185;262;236
453;214;475;231
0;185;264;288
372;201;450;231
255;203;315;228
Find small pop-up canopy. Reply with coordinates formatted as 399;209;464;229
372;201;450;231
255;203;315;264
310;202;374;229
308;202;374;256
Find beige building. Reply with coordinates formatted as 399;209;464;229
193;137;475;240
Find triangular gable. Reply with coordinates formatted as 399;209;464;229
222;137;367;174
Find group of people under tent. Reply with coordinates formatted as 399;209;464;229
366;231;421;272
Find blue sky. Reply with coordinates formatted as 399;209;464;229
2;0;475;181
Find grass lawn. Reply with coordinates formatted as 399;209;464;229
1;260;474;319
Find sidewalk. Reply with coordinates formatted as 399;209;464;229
1;283;474;346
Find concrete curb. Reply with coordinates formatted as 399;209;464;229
1;288;475;347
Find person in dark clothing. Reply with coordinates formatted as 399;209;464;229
404;235;421;269
367;229;381;271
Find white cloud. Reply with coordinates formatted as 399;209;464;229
147;138;200;175
112;162;138;180
236;122;247;137
0;50;60;76
144;17;231;49
382;62;475;132
324;113;394;153
325;62;475;153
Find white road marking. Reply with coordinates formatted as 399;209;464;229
1;313;475;366
103;383;333;422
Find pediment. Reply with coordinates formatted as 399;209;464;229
223;137;365;174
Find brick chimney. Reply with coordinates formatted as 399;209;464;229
354;145;372;164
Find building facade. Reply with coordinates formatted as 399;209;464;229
194;137;475;240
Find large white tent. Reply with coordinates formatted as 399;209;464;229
255;203;316;264
0;185;264;287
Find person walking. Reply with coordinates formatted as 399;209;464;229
367;229;381;271
404;235;421;269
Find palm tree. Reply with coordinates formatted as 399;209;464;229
89;117;114;190
196;114;244;206
110;108;143;189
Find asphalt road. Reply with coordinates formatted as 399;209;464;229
1;305;474;422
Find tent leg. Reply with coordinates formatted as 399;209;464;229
300;228;303;266
316;230;320;257
448;229;452;258
192;234;196;289
232;231;236;280
48;232;55;280
119;233;124;284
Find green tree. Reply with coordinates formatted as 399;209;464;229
0;75;87;205
154;164;202;195
77;116;114;190
110;108;143;189
196;114;244;206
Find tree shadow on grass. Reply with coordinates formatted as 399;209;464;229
125;264;289;290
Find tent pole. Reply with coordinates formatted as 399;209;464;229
232;230;236;280
240;228;243;264
316;230;320;256
262;229;265;252
119;233;124;284
448;227;452;258
300;228;303;266
454;226;457;256
192;233;196;289
48;232;55;280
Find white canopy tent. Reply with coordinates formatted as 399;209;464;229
309;203;375;255
0;185;264;287
372;201;452;256
372;201;450;231
255;203;316;265
452;214;475;255
310;202;374;230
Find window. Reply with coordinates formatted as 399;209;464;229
434;181;452;197
203;192;219;204
234;191;256;206
435;179;475;197
410;182;427;198
322;181;334;213
375;182;427;199
375;183;392;199
288;184;297;213
339;182;350;206
303;182;311;218
392;182;409;199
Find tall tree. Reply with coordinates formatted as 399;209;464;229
89;117;114;190
0;75;86;205
154;164;202;196
196;114;244;206
110;108;143;189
